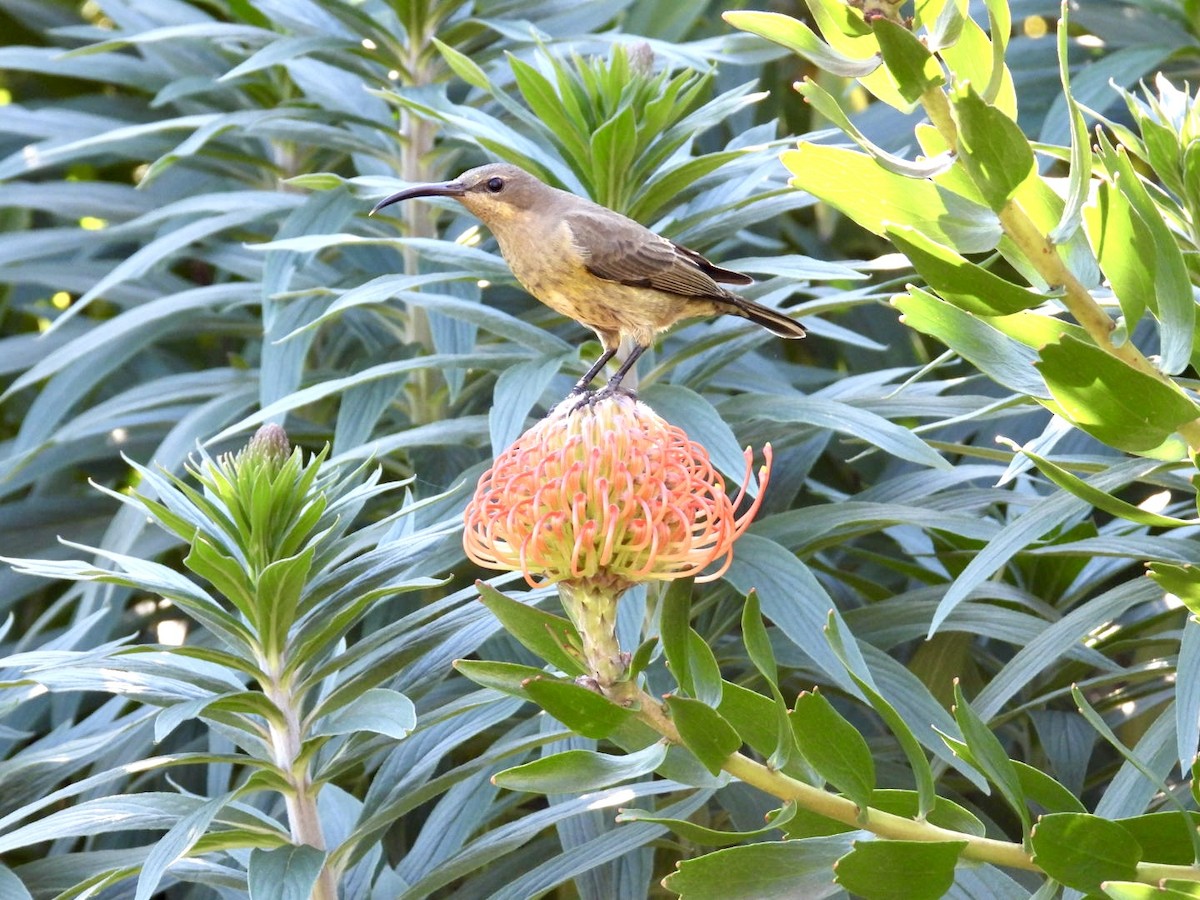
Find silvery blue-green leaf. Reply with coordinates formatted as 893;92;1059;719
206;354;518;445
247;845;326;900
0;113;218;179
397;779;695;899
312;688;416;739
974;579;1155;721
730;395;950;471
0;45;155;87
1090;697;1180;820
1179;618;1200;776
0;866;32;900
489;357;563;456
723;255;867;282
136;791;238;900
1029;710;1097;798
488;791;710;900
643;384;753;488
931;458;1163;634
724;535;853;694
220;35;353;81
0;793;205;854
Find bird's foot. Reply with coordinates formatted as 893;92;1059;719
589;381;638;404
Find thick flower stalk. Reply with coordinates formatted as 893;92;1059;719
464;393;770;685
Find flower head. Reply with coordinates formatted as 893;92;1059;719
463;394;770;591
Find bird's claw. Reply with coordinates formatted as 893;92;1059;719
568;389;602;413
568;383;636;411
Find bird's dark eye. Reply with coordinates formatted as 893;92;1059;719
486;177;504;193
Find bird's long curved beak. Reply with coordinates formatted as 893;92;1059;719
370;180;466;215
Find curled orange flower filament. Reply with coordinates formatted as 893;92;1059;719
463;393;771;592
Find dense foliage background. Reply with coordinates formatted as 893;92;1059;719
3;0;1200;896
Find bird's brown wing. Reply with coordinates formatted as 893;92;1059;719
565;208;748;300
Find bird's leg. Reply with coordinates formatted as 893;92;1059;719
569;346;618;396
593;344;648;401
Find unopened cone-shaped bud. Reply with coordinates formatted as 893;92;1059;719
245;422;291;464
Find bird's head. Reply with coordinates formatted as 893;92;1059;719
370;163;551;228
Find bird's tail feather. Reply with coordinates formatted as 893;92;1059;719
725;297;806;339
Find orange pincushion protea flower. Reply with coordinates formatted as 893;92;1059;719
463;393;770;591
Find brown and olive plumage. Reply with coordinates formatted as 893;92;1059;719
371;162;805;394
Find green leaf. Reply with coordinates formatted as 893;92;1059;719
1030;813;1142;893
1072;684;1200;864
783;144;1000;253
951;83;1034;212
627;635;658;679
591;105;638;210
1117;811;1200;866
666;696;741;775
893;286;1050;398
686;628;722;707
1084;178;1154;328
1102;884;1200;900
722;11;880;78
508;54;591;167
740;592;796;771
432;37;490;92
825;613;938;818
184;535;257;624
1013;761;1087;815
741;590;777;688
1036;335;1198;455
1006;440;1195;527
718;679;799;766
475;582;586;677
795;79;952;178
660;577;693;695
1096;137;1194;373
522;677;634;740
617;801;796;848
256;546;316;660
948;681;1031;834
1148;563;1200;618
493;741;667;793
868;789;986;837
311;688;415;740
453;659;553;697
833;839;967;900
938;5;1016;115
247;844;326;900
791;688;875;811
662;836;854;899
873;18;944;104
886;226;1045;315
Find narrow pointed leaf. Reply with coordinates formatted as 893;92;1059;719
493;741;667;793
476;582;586;677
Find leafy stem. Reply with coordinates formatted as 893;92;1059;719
920;82;1200;450
263;666;337;898
612;680;1200;885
